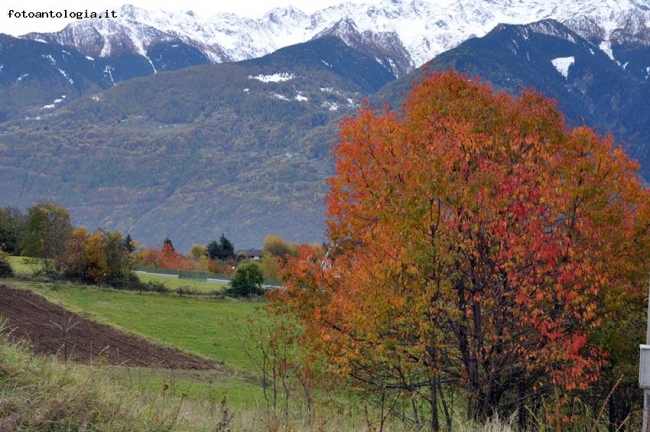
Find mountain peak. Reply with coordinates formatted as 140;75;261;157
317;18;360;36
263;6;309;26
118;4;139;19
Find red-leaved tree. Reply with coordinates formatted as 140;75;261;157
271;70;650;431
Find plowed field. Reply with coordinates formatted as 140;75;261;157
0;285;215;370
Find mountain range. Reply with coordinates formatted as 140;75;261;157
22;0;650;76
1;0;649;250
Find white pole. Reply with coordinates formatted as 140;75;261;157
645;379;648;430
646;274;650;345
639;276;650;432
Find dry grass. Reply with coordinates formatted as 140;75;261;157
1;326;620;432
0;319;222;431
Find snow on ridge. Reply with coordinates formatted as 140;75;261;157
551;56;575;78
40;95;66;110
103;66;116;86
57;67;74;85
272;93;290;101
321;101;340;111
28;0;650;72
599;40;615;60
41;54;56;65
249;72;296;82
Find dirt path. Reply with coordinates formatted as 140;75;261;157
0;285;216;370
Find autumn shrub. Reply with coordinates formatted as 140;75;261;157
259;252;280;279
60;227;137;288
135;242;195;271
189;244;210;270
140;280;171;293
208;258;236;275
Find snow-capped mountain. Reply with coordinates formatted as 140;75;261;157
22;0;650;78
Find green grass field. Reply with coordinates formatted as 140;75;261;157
21;281;263;373
3;258;261;374
6;256;39;276
0;262;377;428
100;365;263;408
1;276;271;412
136;272;226;293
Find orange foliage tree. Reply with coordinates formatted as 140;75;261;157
271;70;650;430
136;239;194;270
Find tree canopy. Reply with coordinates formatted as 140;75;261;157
62;227;136;287
272;70;650;430
263;234;292;258
228;262;265;297
207;234;235;261
0;207;24;254
22;201;73;272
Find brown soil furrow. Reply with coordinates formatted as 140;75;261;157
0;285;215;370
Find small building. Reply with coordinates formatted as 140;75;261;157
235;249;264;261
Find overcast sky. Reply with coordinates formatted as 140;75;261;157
1;0;391;36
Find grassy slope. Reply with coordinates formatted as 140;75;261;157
0;332;383;431
4;258;264;400
1;276;268;408
19;282;262;372
0;277;375;429
103;366;259;405
0;330;275;431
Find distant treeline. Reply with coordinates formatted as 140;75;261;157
0;201;322;287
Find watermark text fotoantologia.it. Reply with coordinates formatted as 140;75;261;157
7;9;117;19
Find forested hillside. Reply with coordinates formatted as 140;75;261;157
0;37;394;250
